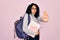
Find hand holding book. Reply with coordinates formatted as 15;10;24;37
36;30;40;35
28;20;40;38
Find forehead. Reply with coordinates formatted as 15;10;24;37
32;5;36;8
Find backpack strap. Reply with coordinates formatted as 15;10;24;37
28;14;30;25
23;13;30;25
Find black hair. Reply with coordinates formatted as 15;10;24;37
26;3;40;18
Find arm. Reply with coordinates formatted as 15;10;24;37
37;17;45;22
38;11;48;23
23;14;36;36
37;16;48;23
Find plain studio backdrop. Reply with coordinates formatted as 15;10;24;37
0;0;60;40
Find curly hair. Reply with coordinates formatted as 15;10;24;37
26;3;40;18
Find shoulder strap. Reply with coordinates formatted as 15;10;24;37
20;13;30;26
28;14;30;25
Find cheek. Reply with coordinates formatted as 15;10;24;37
31;9;37;14
31;9;33;13
32;9;36;12
35;10;37;12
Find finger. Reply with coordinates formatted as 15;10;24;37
43;11;48;16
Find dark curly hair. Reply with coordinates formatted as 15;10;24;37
26;3;40;18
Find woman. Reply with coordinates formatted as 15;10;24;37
23;3;48;40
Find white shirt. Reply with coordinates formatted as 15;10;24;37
23;13;43;36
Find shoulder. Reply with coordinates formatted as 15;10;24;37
37;16;40;19
24;13;31;19
24;13;28;17
25;13;31;17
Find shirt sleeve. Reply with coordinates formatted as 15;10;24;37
23;14;36;36
37;16;44;22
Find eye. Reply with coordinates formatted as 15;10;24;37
32;8;36;10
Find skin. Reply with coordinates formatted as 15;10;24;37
31;5;37;15
31;5;48;35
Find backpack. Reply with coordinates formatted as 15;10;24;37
14;14;30;39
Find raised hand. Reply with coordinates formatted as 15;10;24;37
42;11;48;22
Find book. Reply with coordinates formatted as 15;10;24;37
28;20;40;38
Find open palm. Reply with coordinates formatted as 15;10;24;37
42;11;48;22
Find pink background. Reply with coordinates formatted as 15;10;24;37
0;0;60;40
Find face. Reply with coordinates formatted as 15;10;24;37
31;5;37;15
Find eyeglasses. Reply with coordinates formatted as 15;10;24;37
31;8;37;10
